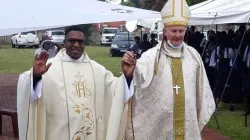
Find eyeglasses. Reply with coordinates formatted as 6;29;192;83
65;38;85;46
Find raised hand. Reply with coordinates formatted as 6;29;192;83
33;51;52;76
122;51;136;79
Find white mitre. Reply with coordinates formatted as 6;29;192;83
161;0;191;27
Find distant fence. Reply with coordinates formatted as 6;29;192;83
0;36;11;44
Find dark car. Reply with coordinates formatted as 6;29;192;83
109;32;134;57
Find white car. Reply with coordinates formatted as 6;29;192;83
45;30;65;45
101;27;119;46
11;31;39;48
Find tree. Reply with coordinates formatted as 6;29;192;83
152;0;167;11
186;0;205;6
121;0;135;7
142;0;156;10
78;24;93;45
142;0;205;12
131;0;141;8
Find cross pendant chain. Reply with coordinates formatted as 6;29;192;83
173;85;181;95
169;58;182;95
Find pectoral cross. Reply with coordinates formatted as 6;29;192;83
173;85;181;95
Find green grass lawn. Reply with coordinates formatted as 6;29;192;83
0;45;122;76
0;44;249;139
208;105;250;140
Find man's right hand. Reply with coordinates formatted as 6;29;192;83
33;51;52;76
122;51;136;79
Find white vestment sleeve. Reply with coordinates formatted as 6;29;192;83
17;69;46;140
102;69;126;140
123;75;134;103
196;54;216;132
30;79;43;102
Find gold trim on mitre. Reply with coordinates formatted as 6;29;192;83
164;21;188;27
161;0;191;27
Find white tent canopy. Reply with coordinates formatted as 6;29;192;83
126;0;250;31
189;0;250;25
125;18;162;32
0;0;160;36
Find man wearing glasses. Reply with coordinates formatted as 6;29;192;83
17;25;135;140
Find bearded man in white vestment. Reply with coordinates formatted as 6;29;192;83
17;25;135;140
121;0;216;139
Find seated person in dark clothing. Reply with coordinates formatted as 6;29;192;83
150;33;158;47
130;36;142;59
140;33;152;54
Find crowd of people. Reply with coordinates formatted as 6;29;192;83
130;33;159;58
185;25;250;113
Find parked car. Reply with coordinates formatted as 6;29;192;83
11;31;39;48
101;27;119;46
45;30;65;45
109;32;134;57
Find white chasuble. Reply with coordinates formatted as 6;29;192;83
43;60;96;140
124;41;215;140
17;49;127;140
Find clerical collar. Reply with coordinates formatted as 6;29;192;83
64;53;83;63
161;40;184;58
167;40;183;49
55;48;89;63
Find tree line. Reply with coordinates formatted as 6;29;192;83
128;0;205;11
